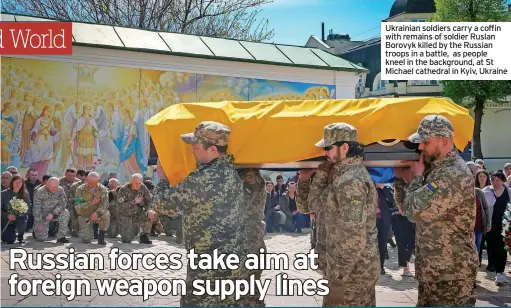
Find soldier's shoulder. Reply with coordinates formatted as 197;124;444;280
70;181;82;188
118;183;131;193
440;160;472;183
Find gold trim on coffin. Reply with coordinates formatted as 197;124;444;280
377;139;401;146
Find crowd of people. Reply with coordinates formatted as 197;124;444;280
2;115;511;307
0;167;184;246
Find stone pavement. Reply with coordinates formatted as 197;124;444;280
1;230;511;307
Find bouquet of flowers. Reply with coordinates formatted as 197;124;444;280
2;197;29;235
502;202;511;253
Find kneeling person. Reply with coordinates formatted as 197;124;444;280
33;178;70;243
74;172;110;245
116;174;155;244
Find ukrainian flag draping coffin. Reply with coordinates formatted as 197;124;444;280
145;97;474;186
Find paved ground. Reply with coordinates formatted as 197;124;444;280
1;230;511;307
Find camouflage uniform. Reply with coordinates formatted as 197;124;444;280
296;172;327;272
68;179;85;236
116;183;153;243
300;123;379;306
106;187;120;238
152;121;247;307
74;183;110;243
238;168;267;307
154;198;183;243
59;177;79;198
33;186;70;241
397;115;478;306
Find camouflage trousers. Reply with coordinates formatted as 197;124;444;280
160;215;183;240
78;210;111;243
34;209;70;241
244;240;266;307
417;280;476;307
68;206;79;236
323;279;376;307
118;212;152;243
315;216;326;272
323;253;379;306
181;266;247;307
106;215;120;238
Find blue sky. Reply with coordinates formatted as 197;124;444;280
259;0;511;46
259;0;396;45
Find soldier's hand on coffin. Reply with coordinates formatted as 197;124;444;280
393;167;414;184
299;169;315;181
406;152;426;177
92;197;100;205
45;213;53;221
90;212;98;221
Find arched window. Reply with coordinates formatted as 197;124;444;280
373;72;389;91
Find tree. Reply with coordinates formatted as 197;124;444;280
432;0;511;159
2;0;274;42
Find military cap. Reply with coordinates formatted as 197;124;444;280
408;114;454;143
315;122;358;147
181;121;230;146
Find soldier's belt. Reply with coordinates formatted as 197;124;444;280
233;140;420;171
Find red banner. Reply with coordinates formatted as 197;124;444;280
0;22;72;55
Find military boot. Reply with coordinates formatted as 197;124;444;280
97;231;106;245
139;233;152;244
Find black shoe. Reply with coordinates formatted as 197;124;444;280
381;268;386;275
139;233;152;244
57;237;69;243
97;231;106;245
18;239;25;244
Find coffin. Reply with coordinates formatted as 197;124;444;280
146;97;474;185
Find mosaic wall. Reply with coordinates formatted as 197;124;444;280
1;57;335;182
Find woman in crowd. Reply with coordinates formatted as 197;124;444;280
484;172;511;284
476;169;491;189
474;175;491;267
1;174;30;244
279;181;306;233
265;181;282;233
